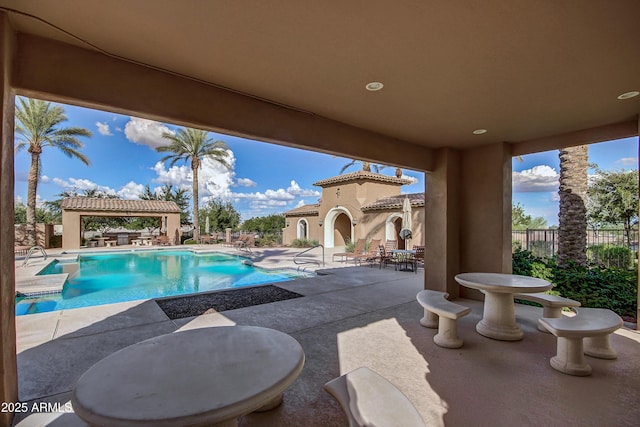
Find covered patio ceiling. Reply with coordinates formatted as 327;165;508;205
0;1;638;157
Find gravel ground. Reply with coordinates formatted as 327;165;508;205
155;285;303;319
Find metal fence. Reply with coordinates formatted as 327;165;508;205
512;228;639;267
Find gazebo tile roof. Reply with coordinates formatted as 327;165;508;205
61;197;181;213
313;170;413;187
361;193;425;211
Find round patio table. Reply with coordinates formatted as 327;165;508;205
455;272;553;341
72;326;305;427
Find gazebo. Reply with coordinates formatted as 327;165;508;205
60;197;182;249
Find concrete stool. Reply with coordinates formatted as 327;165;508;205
417;290;471;349
514;292;581;332
538;307;622;376
324;367;425;427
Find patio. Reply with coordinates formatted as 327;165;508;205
13;260;640;426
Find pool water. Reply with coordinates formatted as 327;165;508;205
16;250;311;315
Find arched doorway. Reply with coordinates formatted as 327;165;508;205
385;213;406;249
323;207;354;248
297;218;308;240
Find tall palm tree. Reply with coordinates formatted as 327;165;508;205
15;98;92;245
557;145;588;266
157;128;230;242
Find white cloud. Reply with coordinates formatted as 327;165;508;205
152;161;192;189
152;149;237;203
616;157;638;167
96;121;113;136
295;200;305;208
236;178;257;187
513;165;559;192
40;175;51;183
51;177;116;196
117;181;146;200
286;180;321;197
124;117;174;149
401;174;419;184
15;195;23;204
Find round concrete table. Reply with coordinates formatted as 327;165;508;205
72;326;305;427
455;272;553;341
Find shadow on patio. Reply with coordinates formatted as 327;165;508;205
13;266;640;426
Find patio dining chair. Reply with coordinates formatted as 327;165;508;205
385;240;397;251
378;245;398;270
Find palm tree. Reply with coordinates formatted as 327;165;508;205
157;128;230;242
557;145;588;266
15;98;92;245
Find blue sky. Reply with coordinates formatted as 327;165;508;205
14;98;637;224
13;99;424;220
513;136;638;225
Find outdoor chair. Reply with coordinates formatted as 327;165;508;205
413;245;425;270
156;235;170;246
237;235;254;251
344;239;367;264
378;245;397;269
385;240;397;252
233;235;249;248
358;239;381;266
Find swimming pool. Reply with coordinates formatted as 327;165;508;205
16;250;312;315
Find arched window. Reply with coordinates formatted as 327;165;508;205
297;218;309;240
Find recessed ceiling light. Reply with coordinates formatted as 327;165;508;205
365;82;384;91
472;129;487;135
617;91;639;100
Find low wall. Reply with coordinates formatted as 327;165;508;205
14;223;55;248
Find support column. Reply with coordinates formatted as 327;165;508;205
0;12;17;427
459;142;512;299
425;148;461;296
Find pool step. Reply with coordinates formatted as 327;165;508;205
16;274;68;297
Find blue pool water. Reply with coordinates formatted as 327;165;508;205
16;250;311;315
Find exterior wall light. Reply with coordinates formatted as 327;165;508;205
318;220;323;226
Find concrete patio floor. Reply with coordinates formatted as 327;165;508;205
11;248;640;427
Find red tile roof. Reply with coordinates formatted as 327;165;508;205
284;204;320;217
313;170;413;187
361;193;425;211
61;197;181;213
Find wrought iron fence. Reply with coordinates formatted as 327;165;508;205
512;228;639;268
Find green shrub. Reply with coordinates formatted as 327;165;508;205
256;233;281;247
512;249;637;318
291;238;318;248
587;245;632;269
344;239;355;253
183;238;197;245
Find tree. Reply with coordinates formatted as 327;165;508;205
557;145;588;266
587;168;639;246
157;128;230;242
512;203;548;230
200;198;240;232
132;184;192;231
340;159;382;174
14;97;92;245
241;214;285;234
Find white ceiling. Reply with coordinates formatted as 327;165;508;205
1;0;639;149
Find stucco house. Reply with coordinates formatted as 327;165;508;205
283;170;424;249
